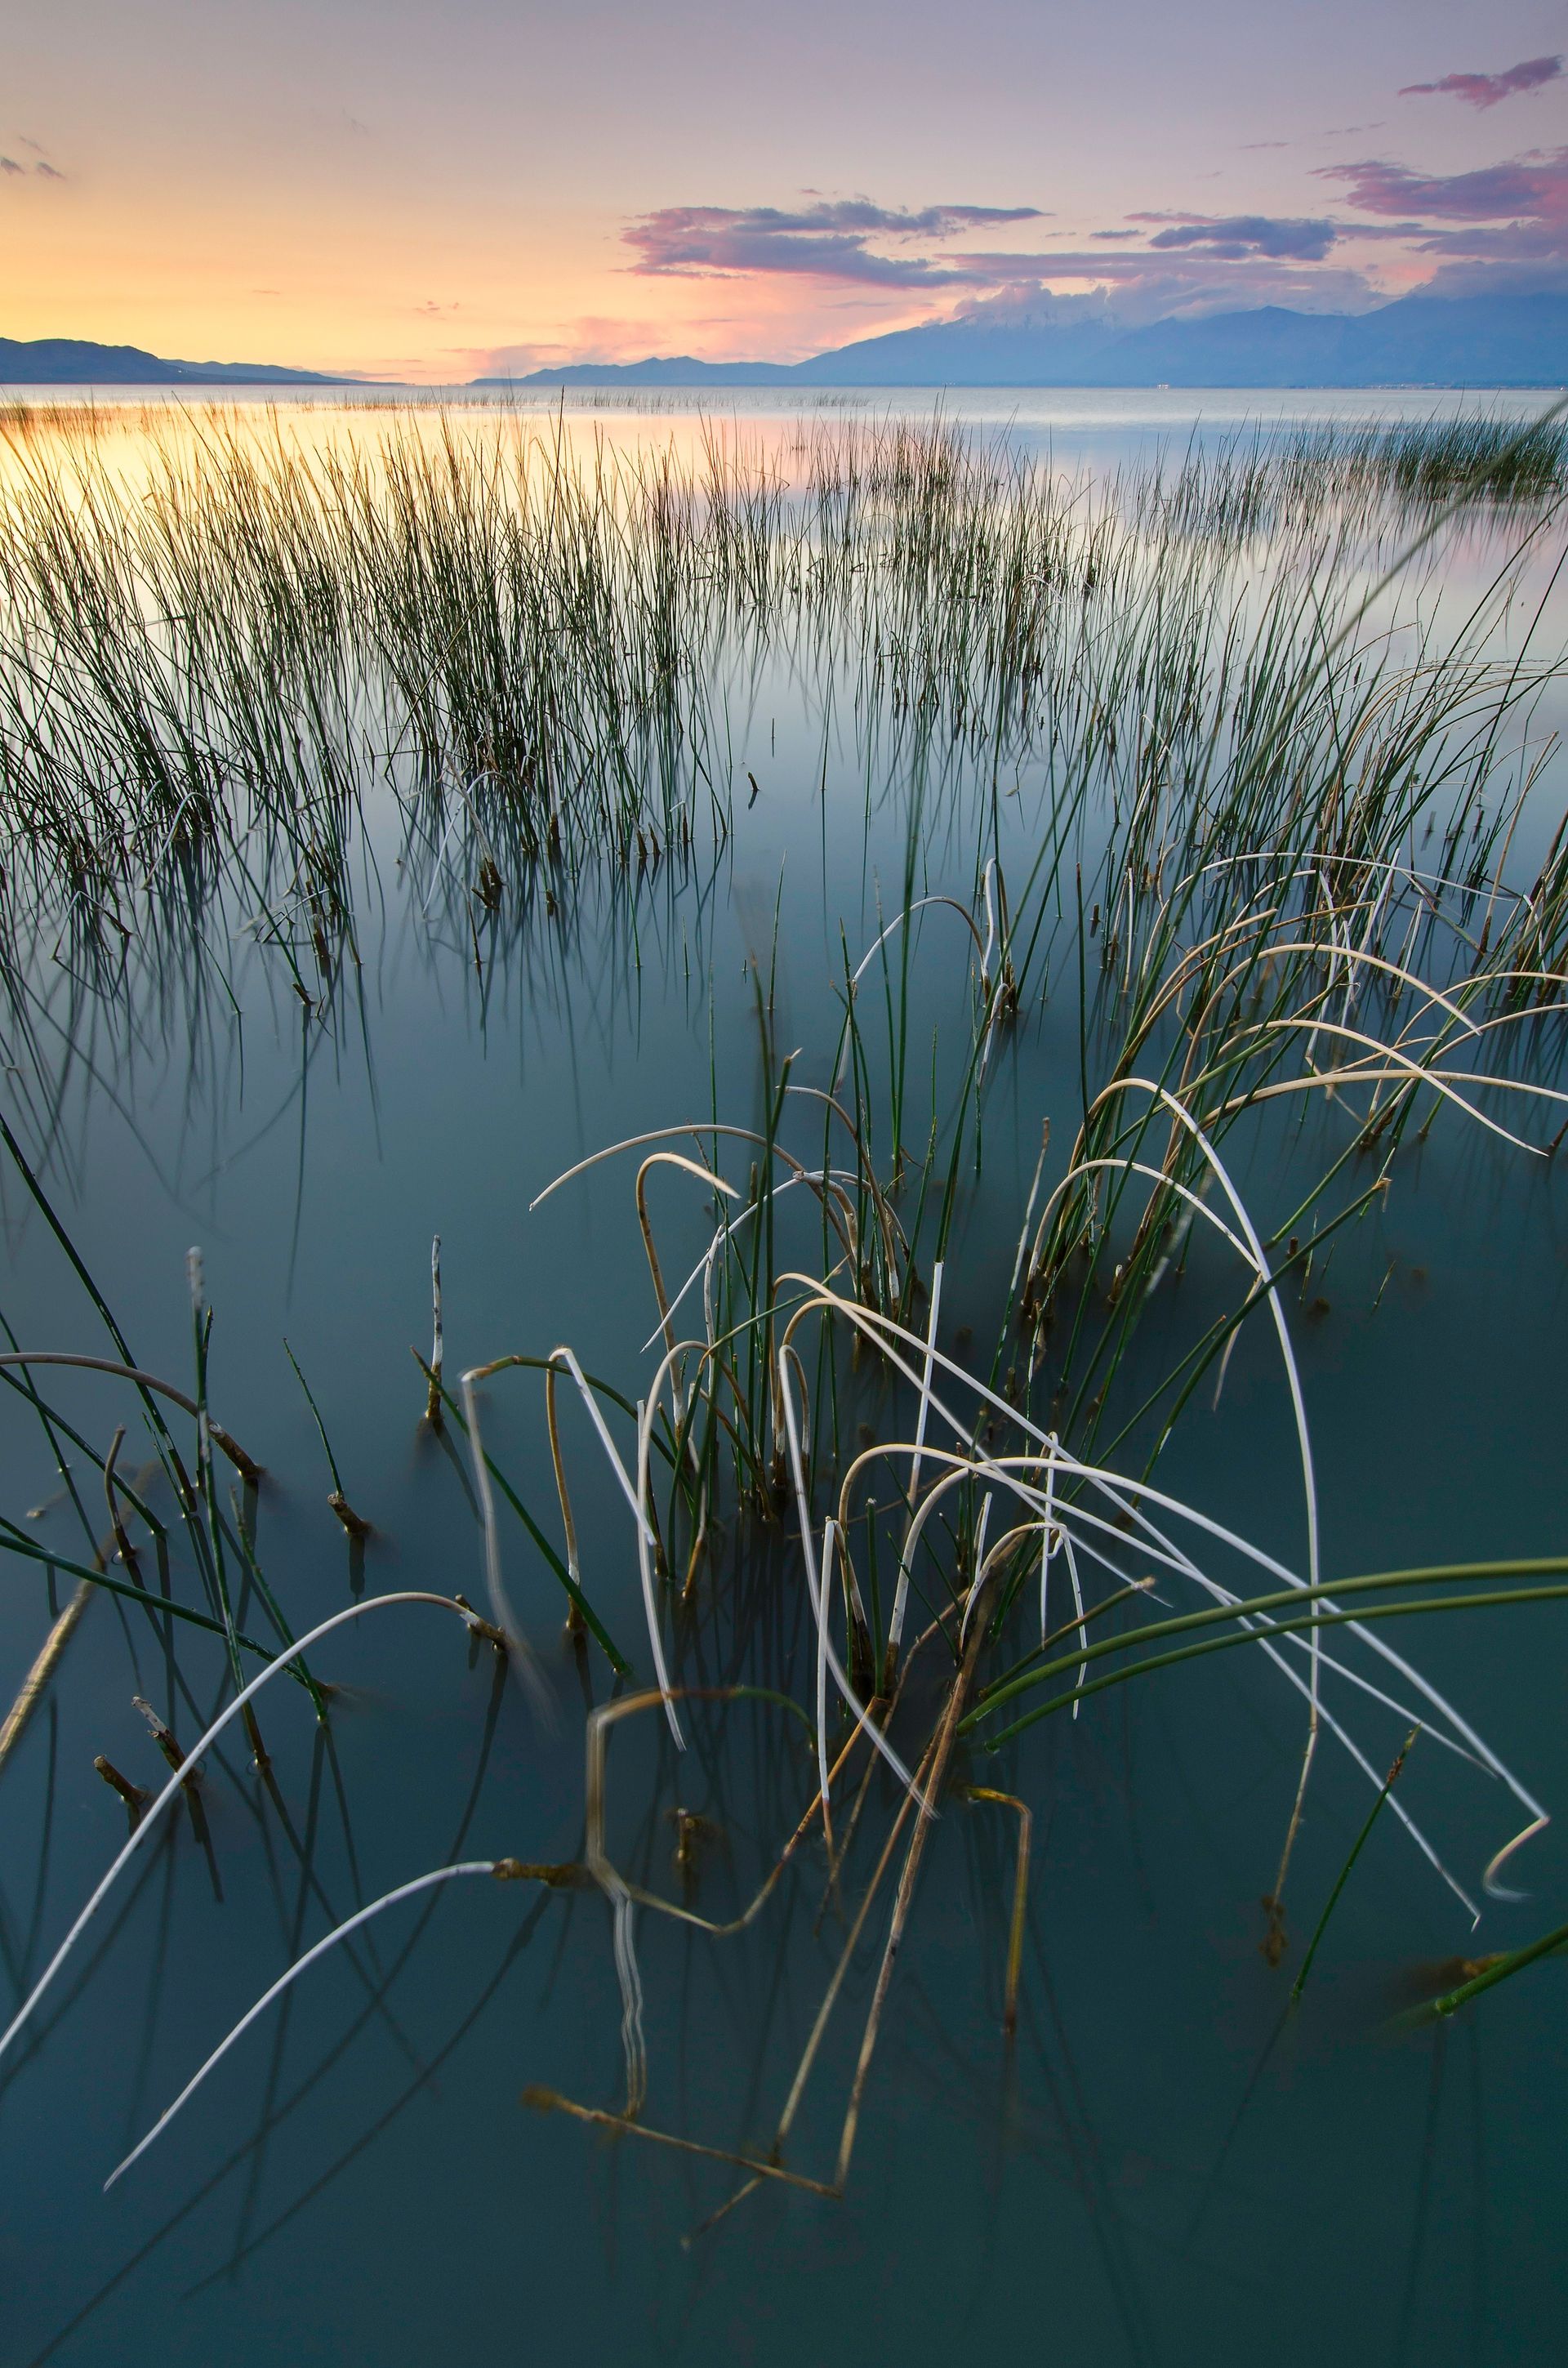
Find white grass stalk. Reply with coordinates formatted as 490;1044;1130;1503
634;1394;684;1748
106;1862;499;2187
886;1259;942;1661
1040;1432;1058;1645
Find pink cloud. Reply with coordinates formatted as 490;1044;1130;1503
1400;56;1562;110
622;201;1380;303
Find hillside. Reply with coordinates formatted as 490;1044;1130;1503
0;337;354;386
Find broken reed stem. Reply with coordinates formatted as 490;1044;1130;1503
492;1858;588;1887
452;1594;509;1651
964;1786;1032;2036
327;1491;372;1541
93;1753;150;1828
133;1693;213;1847
0;1579;92;1775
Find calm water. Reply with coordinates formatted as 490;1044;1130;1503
0;390;1565;2367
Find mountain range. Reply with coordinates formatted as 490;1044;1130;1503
5;292;1567;394
497;292;1568;390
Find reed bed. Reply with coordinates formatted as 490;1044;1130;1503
1136;408;1568;542
1;399;1559;945
1365;413;1568;508
2;395;1563;1122
0;396;1566;2234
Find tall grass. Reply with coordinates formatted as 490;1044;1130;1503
1;399;1557;940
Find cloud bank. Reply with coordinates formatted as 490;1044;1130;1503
1323;145;1568;284
1327;149;1568;224
626;201;1045;288
603;127;1568;359
619;198;1396;321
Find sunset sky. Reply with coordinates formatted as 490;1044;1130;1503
7;0;1568;380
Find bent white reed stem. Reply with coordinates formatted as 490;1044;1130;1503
458;1371;548;1714
105;1861;499;2187
0;1591;488;2068
779;1277;1548;1883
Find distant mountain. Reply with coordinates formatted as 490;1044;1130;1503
0;337;357;386
477;355;799;390
503;292;1568;391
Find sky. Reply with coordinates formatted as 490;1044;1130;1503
7;0;1568;379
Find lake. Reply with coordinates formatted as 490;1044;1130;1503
0;386;1564;2368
